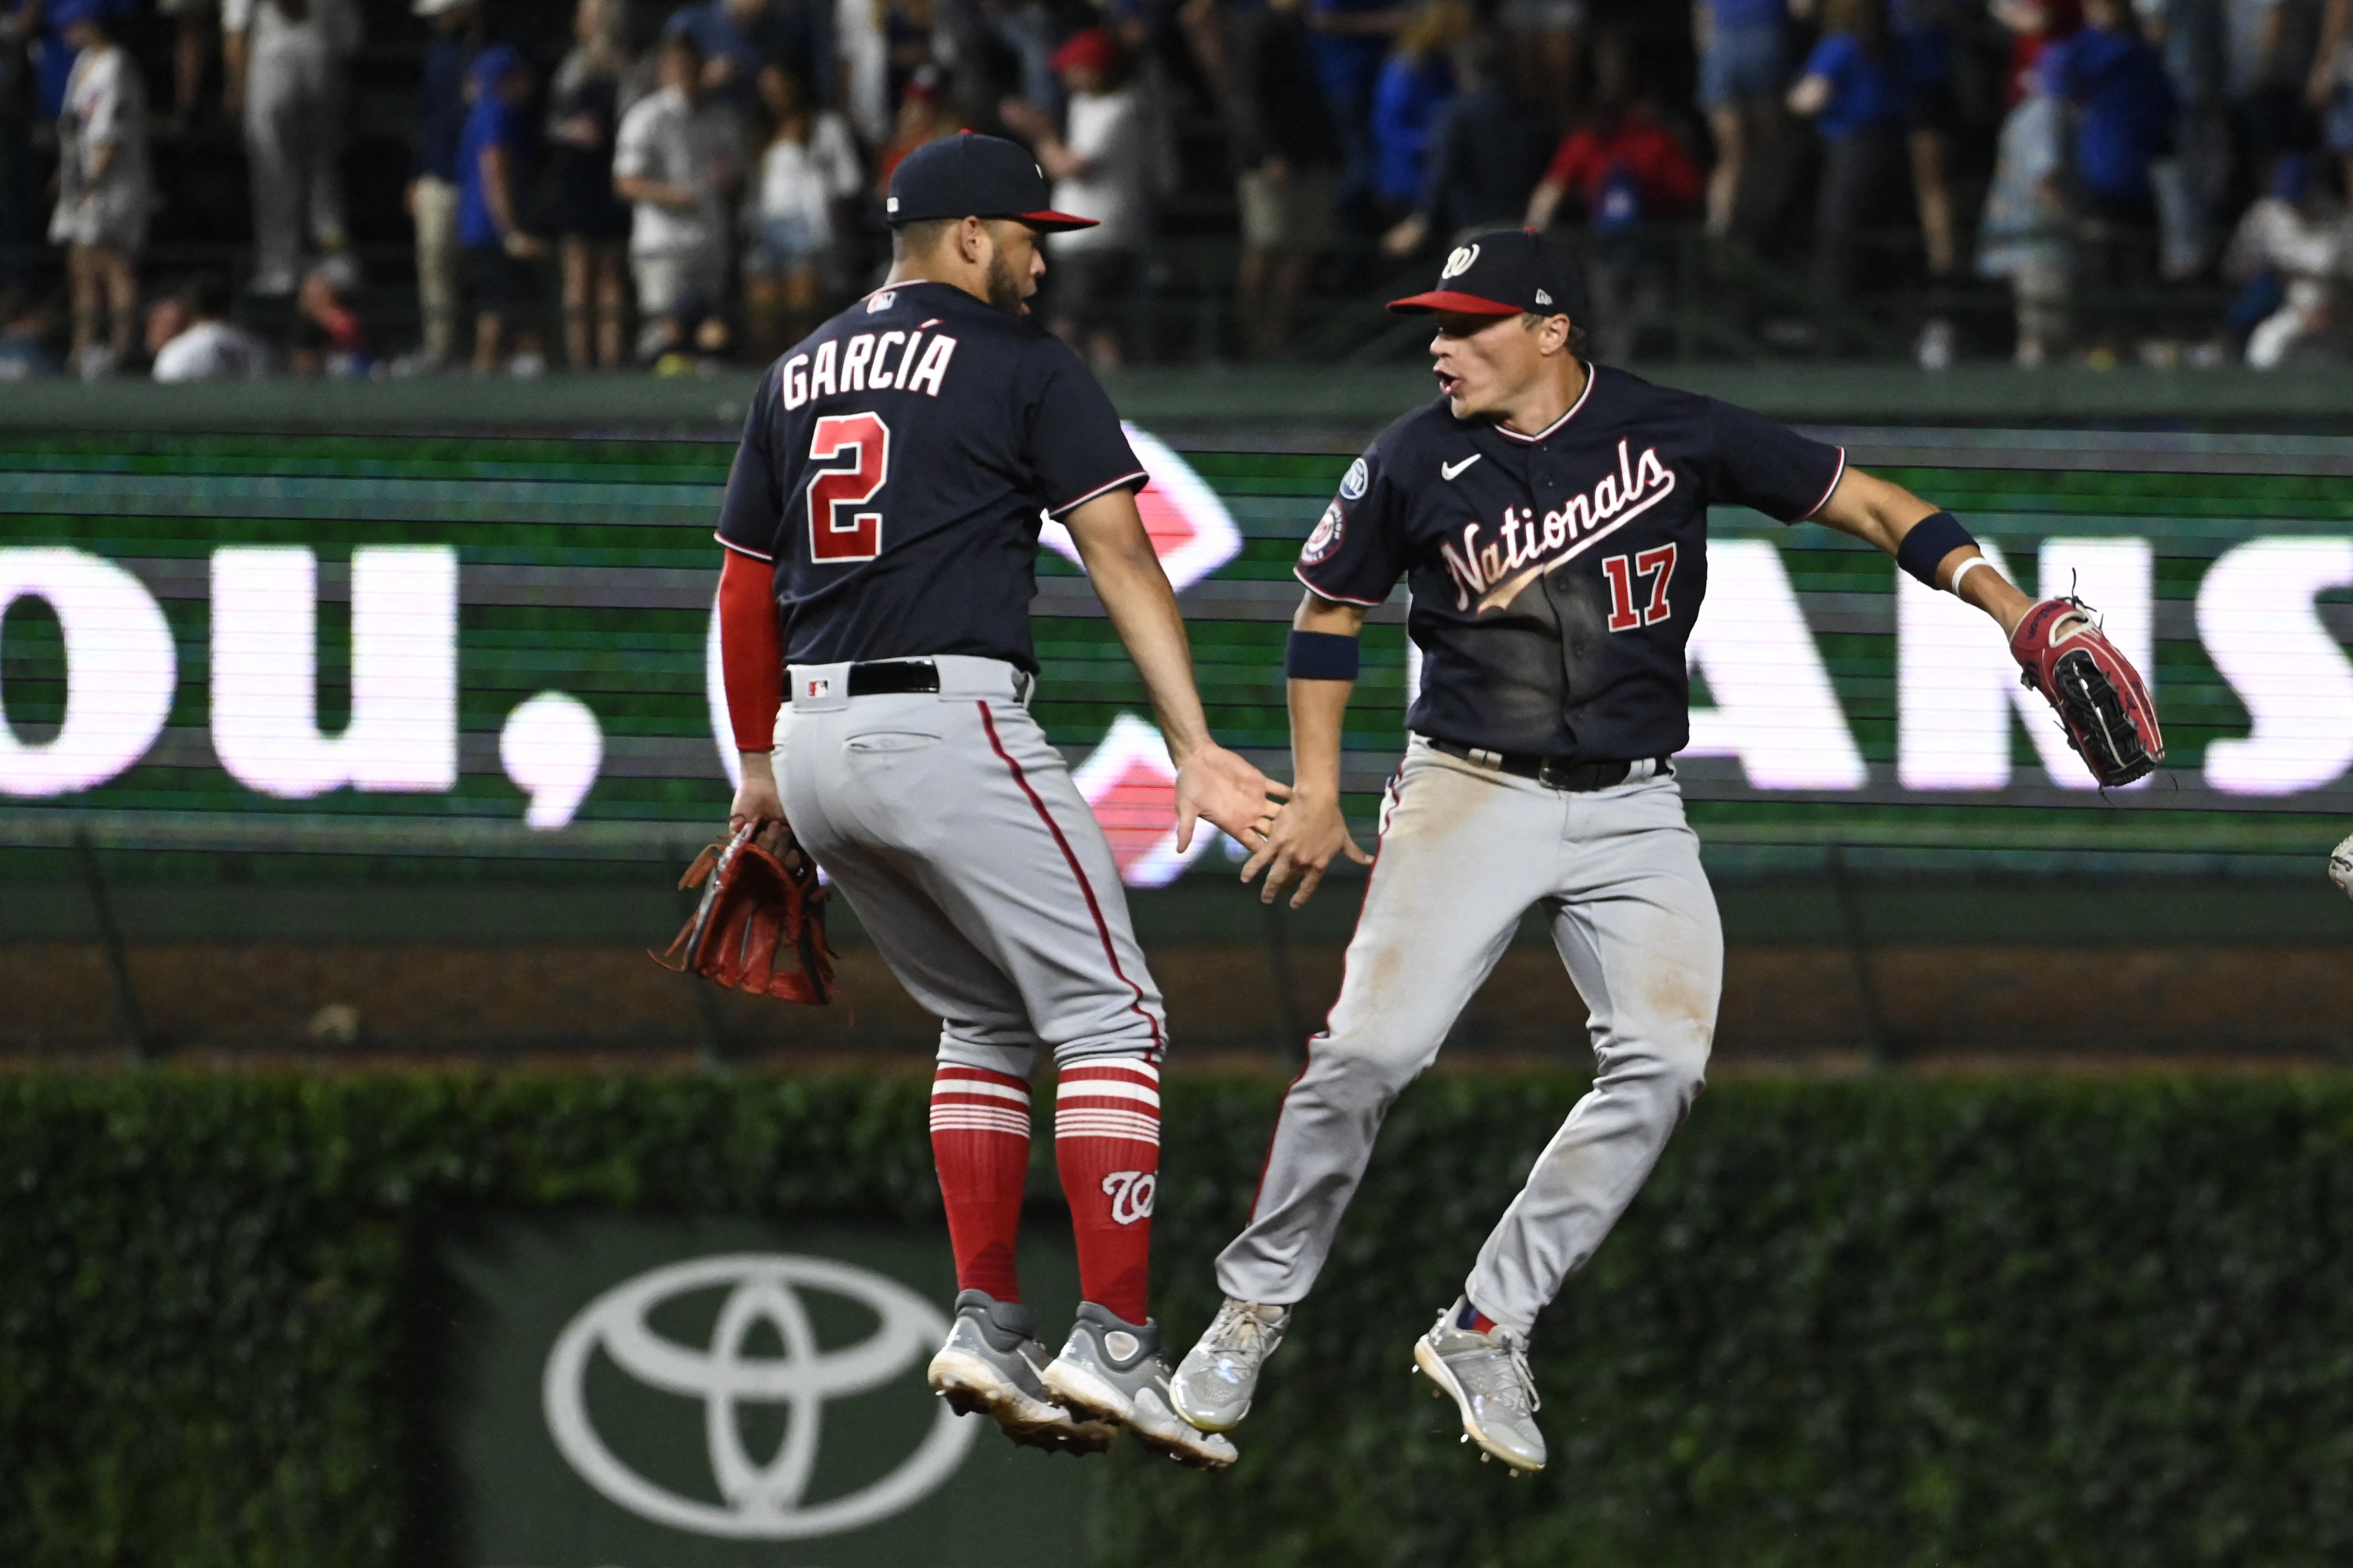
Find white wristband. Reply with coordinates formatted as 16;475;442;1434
1946;557;1991;599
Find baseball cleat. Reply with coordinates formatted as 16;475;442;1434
1042;1302;1240;1471
927;1289;1116;1456
1171;1297;1291;1433
1413;1301;1546;1472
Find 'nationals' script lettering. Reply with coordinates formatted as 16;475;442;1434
1441;439;1677;613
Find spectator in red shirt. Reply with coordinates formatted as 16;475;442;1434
1524;35;1703;231
1523;34;1703;363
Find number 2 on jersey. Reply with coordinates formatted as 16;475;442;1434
808;412;891;562
1600;544;1677;632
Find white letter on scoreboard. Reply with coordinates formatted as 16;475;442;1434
210;545;459;798
0;547;176;796
1683;539;1867;789
1898;538;2153;791
2199;536;2353;795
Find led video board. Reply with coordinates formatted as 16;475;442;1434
0;426;2346;884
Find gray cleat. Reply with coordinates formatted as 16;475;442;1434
1171;1297;1291;1433
1042;1302;1240;1470
927;1289;1116;1456
1411;1300;1546;1472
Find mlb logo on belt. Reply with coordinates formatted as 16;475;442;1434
806;676;833;699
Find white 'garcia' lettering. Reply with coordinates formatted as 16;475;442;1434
1440;438;1676;613
779;332;960;409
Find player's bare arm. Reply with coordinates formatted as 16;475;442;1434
1064;488;1289;853
1811;464;2161;785
1242;591;1373;907
1808;467;2034;637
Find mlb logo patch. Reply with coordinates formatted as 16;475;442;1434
805;676;833;699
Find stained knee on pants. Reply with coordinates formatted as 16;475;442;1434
1303;1039;1426;1110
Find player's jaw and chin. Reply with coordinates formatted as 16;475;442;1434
982;220;1045;317
889;216;1044;317
1429;310;1575;426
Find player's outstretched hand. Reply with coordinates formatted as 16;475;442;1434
1173;741;1290;856
1241;787;1372;909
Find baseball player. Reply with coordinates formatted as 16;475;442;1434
1168;230;2086;1471
711;133;1279;1470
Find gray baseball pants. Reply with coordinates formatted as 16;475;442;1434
1214;739;1722;1334
776;656;1166;1076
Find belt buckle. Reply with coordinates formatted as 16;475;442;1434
1537;757;1565;789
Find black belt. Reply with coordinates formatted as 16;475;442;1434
1427;738;1669;791
780;660;943;701
843;660;940;697
786;660;1042;703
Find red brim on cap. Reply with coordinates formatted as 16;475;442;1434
1018;210;1100;232
1386;290;1524;315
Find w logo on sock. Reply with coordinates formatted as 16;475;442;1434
1101;1170;1156;1226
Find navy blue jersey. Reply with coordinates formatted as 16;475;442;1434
715;280;1147;672
1297;364;1844;760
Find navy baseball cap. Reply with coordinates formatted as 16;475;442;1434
1389;230;1589;324
885;132;1098;232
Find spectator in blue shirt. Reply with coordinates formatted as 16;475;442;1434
2042;0;2176;222
1790;0;1910;306
1380;33;1553;256
2042;0;2177;341
410;0;488;370
1368;0;1467;214
457;44;545;374
664;0;828;114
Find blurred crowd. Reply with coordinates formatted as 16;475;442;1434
3;0;2353;378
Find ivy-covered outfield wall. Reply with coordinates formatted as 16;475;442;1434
6;1069;2353;1567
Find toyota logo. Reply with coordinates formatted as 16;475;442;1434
542;1253;977;1539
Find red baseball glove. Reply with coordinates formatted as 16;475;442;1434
654;821;837;1004
2009;597;2164;787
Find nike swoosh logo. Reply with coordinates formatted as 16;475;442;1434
1441;455;1482;481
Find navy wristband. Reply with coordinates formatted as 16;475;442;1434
1286;629;1361;681
1894;509;1976;588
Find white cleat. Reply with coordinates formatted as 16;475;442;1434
927;1289;1115;1456
1042;1302;1240;1471
1171;1297;1291;1433
1413;1299;1547;1473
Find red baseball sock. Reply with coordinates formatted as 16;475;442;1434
930;1065;1033;1303
1054;1057;1161;1325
